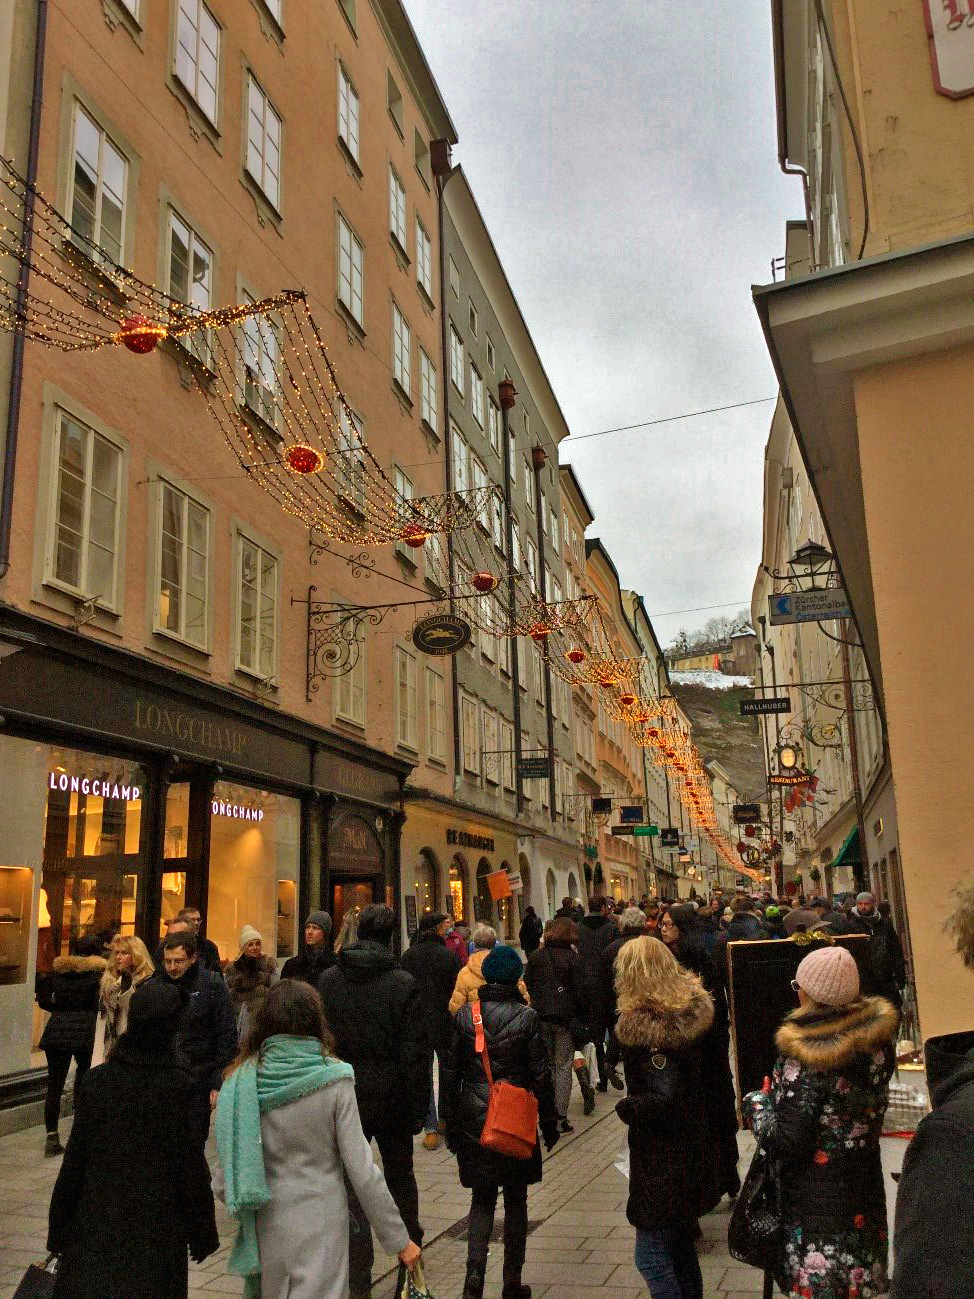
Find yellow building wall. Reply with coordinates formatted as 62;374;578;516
853;341;974;1035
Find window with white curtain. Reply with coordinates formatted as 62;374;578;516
335;622;365;725
157;481;209;648
395;646;418;751
176;0;220;123
450;325;464;395
461;695;480;775
246;74;282;208
48;409;122;607
167;210;213;365
426;668;446;763
236;534;277;679
69;104;127;264
337;213;364;326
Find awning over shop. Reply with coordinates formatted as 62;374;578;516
832;827;861;871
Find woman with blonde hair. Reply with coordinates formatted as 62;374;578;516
91;935;154;1067
614;936;719;1299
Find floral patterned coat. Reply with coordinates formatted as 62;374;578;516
744;996;899;1299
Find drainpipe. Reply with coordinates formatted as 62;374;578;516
431;141;462;782
499;378;524;814
0;0;48;579
531;445;557;818
840;621;869;893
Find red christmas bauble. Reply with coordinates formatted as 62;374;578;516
402;522;429;549
120;315;166;354
565;646;586;664
597;675;619;689
472;571;498;593
744;823;756;837
528;623;551;642
619;692;637;707
284;443;325;475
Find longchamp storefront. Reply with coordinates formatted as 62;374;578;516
0;609;409;1116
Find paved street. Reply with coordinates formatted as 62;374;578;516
0;1084;774;1299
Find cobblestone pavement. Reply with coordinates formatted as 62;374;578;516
0;1079;777;1299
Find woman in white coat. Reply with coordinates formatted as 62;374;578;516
91;935;154;1066
213;979;420;1299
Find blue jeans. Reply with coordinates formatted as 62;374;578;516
634;1227;702;1299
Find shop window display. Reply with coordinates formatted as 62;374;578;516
414;849;437;921
205;780;299;964
449;854;468;923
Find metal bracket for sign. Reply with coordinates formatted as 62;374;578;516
308;531;377;582
292;585;405;699
777;718;845;751
752;678;874;712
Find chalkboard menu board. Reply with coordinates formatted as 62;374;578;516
728;935;872;1100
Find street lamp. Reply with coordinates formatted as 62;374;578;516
788;540;834;589
778;744;800;770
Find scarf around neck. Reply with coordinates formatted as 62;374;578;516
215;1035;354;1297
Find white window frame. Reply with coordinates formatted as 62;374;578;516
471;455;489;530
337;64;360;164
68;103;128;266
483;708;499;785
395;646;419;751
46;407;123;610
426;667;446;763
486;334;495;371
336;404;366;512
550;508;560;554
468;299;479;337
155;478;210;650
525;537;538;593
449;324;464;395
416;219;433;298
490;489;505;554
389;166;407;249
452;427;469;495
175;0;220;125
240;289;280;428
337;212;364;327
487;397;500;454
470;363;484;428
420;350;437;433
392;302;411;396
448;255;460;298
235;531;278;680
524;459;536;513
166;208;213;367
461;694;480;776
335;621;366;726
246;73;282;210
500;720;515;791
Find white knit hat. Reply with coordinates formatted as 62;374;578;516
239;925;262;948
795;945;859;1007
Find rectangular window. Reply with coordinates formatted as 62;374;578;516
498;605;512;676
237;535;277;679
49;409;122;606
337;213;364;327
490;489;505;553
336;405;366;512
414;129;430;185
449;324;464;395
420;351;437;432
246;74;282;209
483;709;499;784
241;290;279;427
392;303;411;395
550;508;560;554
500;720;515;790
471;456;489;529
525;537;538;593
157;481;209;648
517;633;528;694
394;468;415;559
468;299;479;337
416;219;433;298
541;494;548;534
448;256;460;298
335;622;365;725
167;209;212;365
263;0;282;21
508;423;516;488
486;335;495;371
470;364;484;428
487;398;500;454
175;0;220;124
69;104;127;264
524;460;536;513
337;0;356;28
389;167;407;249
426;668;446;763
452;428;469;495
337;65;360;163
461;695;480;775
387;70;404;134
395;647;418;751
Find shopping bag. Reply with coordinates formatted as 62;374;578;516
12;1256;58;1299
398;1257;434;1299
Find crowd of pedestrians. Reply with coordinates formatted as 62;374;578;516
31;885;927;1299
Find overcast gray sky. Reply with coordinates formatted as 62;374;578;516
403;1;797;647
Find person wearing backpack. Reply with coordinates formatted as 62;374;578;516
524;916;590;1130
441;946;559;1299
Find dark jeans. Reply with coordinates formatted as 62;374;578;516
467;1182;528;1283
44;1047;90;1133
348;1126;422;1293
634;1227;702;1299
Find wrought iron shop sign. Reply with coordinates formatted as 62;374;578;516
412;614;471;655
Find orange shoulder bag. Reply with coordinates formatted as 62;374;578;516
472;1000;539;1159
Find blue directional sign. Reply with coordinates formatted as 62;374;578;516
769;588;851;625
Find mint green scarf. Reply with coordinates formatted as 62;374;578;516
214;1035;354;1298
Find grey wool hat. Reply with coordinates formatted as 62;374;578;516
305;910;333;936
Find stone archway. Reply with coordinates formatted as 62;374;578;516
414;847;439;922
545;868;558;919
476;857;494;925
567;870;579;903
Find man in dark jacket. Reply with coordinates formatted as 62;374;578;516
845;891;906;1008
401;912;463;1149
280;909;335;984
318;904;428;1299
711;896;767;987
153;910;222;973
518;906;543;955
157;932;237;1141
575;898;623;1092
892;1030;974;1298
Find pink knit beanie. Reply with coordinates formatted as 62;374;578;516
794;946;860;1006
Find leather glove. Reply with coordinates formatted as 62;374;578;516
541;1125;560;1152
445;1130;461;1155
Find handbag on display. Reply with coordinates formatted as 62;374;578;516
12;1256;58;1299
727;1136;785;1285
471;1001;539;1159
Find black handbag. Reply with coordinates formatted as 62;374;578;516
12;1256;58;1299
727;1137;784;1283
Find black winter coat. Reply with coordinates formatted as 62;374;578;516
845;912;906;1003
575;914;619;1035
38;955;107;1055
518;912;544;955
400;930;463;1052
616;983;720;1229
711;913;767;988
318;939;430;1134
440;983;558;1189
153;935;222;974
892;1031;974;1298
280;943;335;985
48;1035;219;1299
157;962;237;1093
598;928;644;1027
524;941;589;1042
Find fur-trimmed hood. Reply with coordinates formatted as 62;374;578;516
775;995;899;1071
615;983;714;1051
52;954;107;975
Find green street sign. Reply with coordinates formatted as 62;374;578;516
633;825;659;838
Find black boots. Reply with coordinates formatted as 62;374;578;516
575;1064;596;1115
462;1264;485;1299
44;1131;64;1158
501;1285;531;1299
607;1066;624;1091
